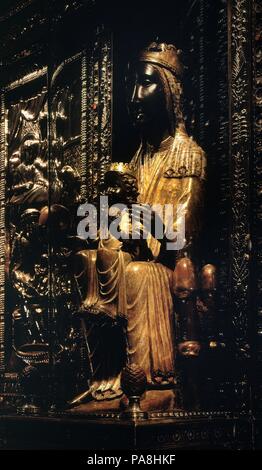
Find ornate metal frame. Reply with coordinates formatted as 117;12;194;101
0;0;258;432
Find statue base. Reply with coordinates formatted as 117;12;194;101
0;409;254;449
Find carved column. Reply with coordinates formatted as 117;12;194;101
229;0;252;359
251;0;262;414
86;30;112;202
0;94;5;372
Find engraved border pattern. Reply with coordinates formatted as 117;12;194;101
0;93;5;371
86;31;112;202
230;0;251;358
252;1;262;347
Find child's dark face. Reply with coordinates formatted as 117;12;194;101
104;171;138;205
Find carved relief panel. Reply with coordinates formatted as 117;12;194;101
2;67;83;389
0;0;257;432
4;70;49;368
0;23;113;405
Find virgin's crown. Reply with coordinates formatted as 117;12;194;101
139;42;183;78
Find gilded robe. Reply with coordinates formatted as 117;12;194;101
77;128;206;399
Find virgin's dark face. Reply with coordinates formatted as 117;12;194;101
127;62;166;127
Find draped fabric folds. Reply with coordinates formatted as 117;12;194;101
77;128;206;400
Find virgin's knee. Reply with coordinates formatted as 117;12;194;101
125;262;148;301
126;261;146;276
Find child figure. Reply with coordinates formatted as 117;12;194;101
88;162;152;320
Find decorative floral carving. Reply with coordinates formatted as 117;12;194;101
85;31;112;202
230;0;251;358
